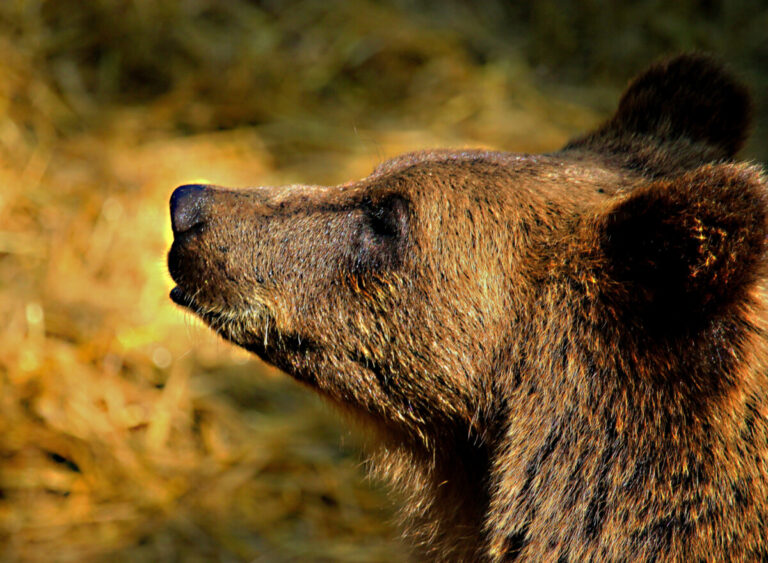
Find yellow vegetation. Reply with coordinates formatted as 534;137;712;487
0;1;618;560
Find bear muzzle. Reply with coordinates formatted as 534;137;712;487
167;183;275;315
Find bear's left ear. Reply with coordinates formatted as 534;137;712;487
595;163;767;326
563;54;752;176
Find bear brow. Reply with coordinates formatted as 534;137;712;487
373;149;536;177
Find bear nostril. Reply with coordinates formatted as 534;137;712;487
170;184;210;235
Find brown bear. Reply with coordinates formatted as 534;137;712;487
167;54;768;561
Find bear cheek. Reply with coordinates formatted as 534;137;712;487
252;218;353;322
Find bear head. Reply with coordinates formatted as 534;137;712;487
167;54;768;561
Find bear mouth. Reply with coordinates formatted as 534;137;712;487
169;286;195;308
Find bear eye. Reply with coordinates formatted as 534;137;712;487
364;194;410;240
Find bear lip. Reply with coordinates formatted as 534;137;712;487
169;286;195;309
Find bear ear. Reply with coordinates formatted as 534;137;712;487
564;54;752;174
595;163;767;328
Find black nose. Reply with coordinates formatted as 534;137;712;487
170;184;209;234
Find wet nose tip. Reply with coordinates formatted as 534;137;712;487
170;184;209;234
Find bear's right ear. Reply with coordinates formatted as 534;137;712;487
564;54;752;175
594;163;767;329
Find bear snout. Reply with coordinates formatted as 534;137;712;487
170;184;211;235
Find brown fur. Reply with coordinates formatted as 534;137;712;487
167;54;768;561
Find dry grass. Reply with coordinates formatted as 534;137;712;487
0;3;599;559
2;1;761;561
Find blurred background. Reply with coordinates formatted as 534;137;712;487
0;1;766;561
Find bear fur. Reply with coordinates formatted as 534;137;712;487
167;54;768;561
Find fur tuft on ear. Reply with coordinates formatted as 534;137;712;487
595;163;767;328
564;54;753;176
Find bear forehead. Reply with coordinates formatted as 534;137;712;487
364;149;637;198
247;150;633;212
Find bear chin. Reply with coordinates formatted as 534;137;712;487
170;285;279;356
